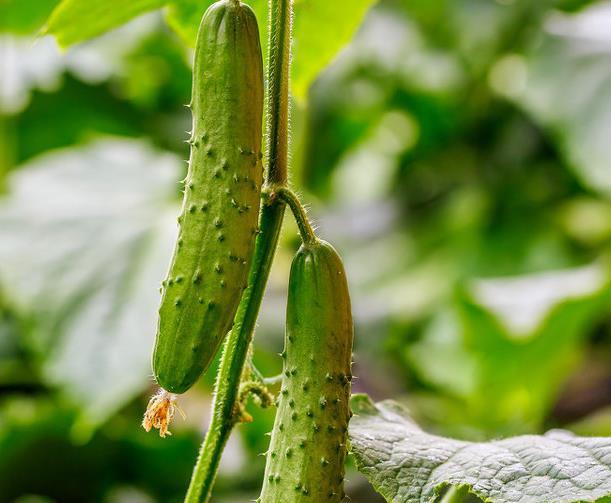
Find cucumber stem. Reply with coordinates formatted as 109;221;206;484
183;1;293;501
265;0;291;186
276;187;317;245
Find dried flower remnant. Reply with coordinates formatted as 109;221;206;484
142;389;185;437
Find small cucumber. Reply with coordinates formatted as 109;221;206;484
153;0;264;395
259;239;354;502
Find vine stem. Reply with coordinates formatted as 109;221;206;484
183;0;293;502
276;187;317;245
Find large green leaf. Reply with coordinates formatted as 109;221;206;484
0;139;180;431
45;0;166;47
166;0;376;99
349;395;611;503
45;0;374;99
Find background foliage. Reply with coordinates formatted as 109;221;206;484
1;0;611;501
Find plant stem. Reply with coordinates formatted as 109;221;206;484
276;187;317;245
265;0;291;186
184;0;293;502
440;485;469;503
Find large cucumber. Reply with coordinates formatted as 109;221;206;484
153;0;264;395
259;239;354;502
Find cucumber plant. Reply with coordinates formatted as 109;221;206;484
146;0;356;501
36;0;611;502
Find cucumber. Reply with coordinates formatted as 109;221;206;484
153;0;264;395
259;239;354;502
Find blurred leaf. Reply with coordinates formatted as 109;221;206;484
404;264;611;435
461;265;611;432
116;31;191;111
302;2;465;196
405;309;477;398
45;0;375;99
510;4;611;197
468;263;608;336
12;75;152;165
45;0;166;47
0;139;180;429
554;0;601;12
1;17;162;115
349;395;611;503
0;397;106;501
0;299;36;389
558;197;611;246
568;406;611;437
166;0;375;100
0;397;200;501
291;0;376;99
9;47;190;166
0;0;60;34
165;0;221;48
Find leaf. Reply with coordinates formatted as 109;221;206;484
508;4;611;196
401;262;611;436
468;264;608;337
301;2;465;196
166;0;375;100
164;0;216;47
0;397;201;500
0;0;60;34
0;139;180;430
457;266;611;433
349;395;611;503
291;0;375;99
45;0;167;47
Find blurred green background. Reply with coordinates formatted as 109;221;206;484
1;0;611;501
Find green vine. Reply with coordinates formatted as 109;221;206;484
276;187;317;245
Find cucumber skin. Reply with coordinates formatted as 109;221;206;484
259;240;354;502
153;0;264;395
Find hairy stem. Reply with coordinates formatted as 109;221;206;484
184;0;293;501
265;0;291;186
276;187;317;245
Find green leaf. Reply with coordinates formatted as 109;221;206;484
164;0;215;47
0;397;201;500
349;395;611;503
0;0;60;34
0;139;180;430
291;0;375;99
166;0;375;100
507;4;611;196
405;264;611;435
45;0;167;47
